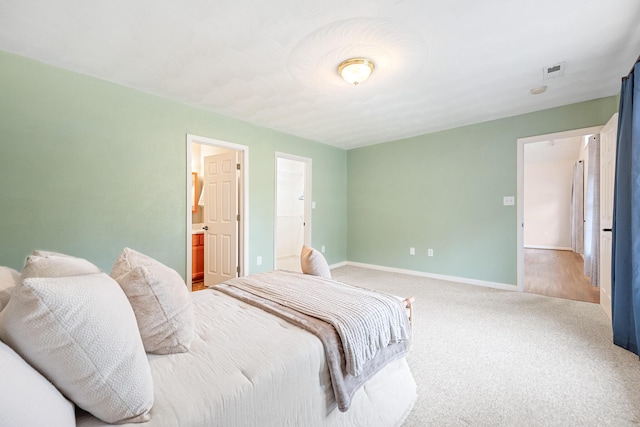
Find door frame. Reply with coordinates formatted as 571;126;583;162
516;125;603;292
186;134;249;291
274;152;312;270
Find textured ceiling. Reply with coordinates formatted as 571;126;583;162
1;0;639;149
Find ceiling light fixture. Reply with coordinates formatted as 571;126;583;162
338;58;375;86
529;85;547;95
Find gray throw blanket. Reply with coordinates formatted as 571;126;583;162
212;270;411;411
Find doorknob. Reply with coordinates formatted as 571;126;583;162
602;228;612;232
203;226;209;230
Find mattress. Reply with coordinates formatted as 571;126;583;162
77;289;416;427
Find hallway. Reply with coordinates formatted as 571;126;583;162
524;248;599;303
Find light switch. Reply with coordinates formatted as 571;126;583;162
312;201;316;209
503;196;515;206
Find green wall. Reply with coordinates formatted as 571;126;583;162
0;49;620;287
347;97;618;285
0;51;347;275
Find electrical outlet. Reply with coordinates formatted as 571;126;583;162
503;196;515;206
321;245;326;253
410;247;415;255
428;249;434;257
257;256;262;265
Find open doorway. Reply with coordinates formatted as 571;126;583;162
517;126;602;303
186;134;249;291
274;153;311;272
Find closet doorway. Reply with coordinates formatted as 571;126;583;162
274;153;311;272
186;134;249;291
517;126;603;303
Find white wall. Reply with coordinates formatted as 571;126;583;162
524;159;576;249
276;158;305;258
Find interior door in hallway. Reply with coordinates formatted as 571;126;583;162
204;151;238;286
599;113;618;320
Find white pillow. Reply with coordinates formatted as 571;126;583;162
111;248;194;354
0;340;75;427
0;266;19;311
300;245;332;279
20;251;101;282
0;273;154;424
31;250;75;257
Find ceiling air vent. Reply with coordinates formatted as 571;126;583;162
543;62;565;80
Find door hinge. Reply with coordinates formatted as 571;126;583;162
236;266;240;274
237;214;240;221
236;163;241;170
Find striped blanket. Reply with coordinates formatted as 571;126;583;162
212;270;411;411
218;270;410;375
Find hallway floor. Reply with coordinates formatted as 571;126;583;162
524;249;599;303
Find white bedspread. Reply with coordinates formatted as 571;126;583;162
221;270;411;377
77;289;416;427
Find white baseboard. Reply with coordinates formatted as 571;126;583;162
342;261;517;291
329;261;348;269
524;245;572;251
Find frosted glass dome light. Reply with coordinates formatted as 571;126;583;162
338;58;375;86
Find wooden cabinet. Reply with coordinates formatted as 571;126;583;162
192;234;204;281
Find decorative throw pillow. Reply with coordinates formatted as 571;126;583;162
20;250;101;282
111;248;194;355
0;340;75;427
0;266;19;311
300;245;332;279
31;250;74;257
0;273;154;424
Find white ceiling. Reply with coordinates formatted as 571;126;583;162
1;0;639;150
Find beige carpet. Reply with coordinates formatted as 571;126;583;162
331;265;640;426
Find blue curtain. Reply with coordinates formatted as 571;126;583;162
612;58;640;355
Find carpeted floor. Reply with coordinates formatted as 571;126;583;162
331;265;640;427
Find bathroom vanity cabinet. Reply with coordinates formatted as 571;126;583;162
192;233;204;281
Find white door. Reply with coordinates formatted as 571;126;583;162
599;113;618;319
204;151;238;286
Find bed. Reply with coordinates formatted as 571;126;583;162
1;250;416;427
77;286;416;426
